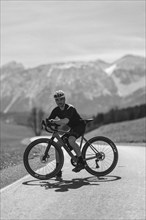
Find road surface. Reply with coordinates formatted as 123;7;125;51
0;145;145;220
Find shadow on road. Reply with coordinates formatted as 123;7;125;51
22;175;121;192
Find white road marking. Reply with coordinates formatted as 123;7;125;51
0;137;69;193
0;173;31;193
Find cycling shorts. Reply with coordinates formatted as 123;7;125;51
62;122;86;139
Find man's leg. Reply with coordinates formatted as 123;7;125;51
55;141;63;179
68;136;81;157
68;136;84;172
55;140;62;162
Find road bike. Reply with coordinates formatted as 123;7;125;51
23;119;118;180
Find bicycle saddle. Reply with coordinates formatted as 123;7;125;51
83;119;94;124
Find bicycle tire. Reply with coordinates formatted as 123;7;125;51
23;138;64;180
82;136;118;176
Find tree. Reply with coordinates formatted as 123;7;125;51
28;107;44;136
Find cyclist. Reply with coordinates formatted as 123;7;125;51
47;90;86;179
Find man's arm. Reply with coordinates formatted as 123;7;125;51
50;118;69;125
48;109;56;120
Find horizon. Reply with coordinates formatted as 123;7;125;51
1;53;145;69
1;1;145;68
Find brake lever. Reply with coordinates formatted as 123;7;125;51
44;119;60;132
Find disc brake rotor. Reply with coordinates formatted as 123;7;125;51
40;155;50;163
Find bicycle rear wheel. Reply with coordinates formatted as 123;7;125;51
23;138;64;180
82;136;118;176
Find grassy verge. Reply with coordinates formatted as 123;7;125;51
85;117;146;144
0;121;34;170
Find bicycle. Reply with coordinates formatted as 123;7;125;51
23;119;118;180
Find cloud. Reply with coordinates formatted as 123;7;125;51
1;0;145;67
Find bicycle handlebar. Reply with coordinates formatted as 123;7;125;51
42;118;94;134
41;119;60;133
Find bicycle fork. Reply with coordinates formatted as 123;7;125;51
41;138;53;163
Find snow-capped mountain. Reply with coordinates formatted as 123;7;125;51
105;55;145;97
1;55;145;116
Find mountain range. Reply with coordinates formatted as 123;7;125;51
1;54;145;116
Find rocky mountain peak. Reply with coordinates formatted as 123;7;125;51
1;54;145;115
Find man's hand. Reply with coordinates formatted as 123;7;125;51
46;118;55;127
49;119;55;123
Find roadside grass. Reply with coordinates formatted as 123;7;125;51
0;117;145;170
0;121;34;170
85;117;146;144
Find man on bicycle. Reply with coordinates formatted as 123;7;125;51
47;90;86;179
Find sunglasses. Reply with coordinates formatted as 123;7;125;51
55;97;65;102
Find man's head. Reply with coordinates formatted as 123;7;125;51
53;90;65;109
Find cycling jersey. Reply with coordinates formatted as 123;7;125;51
48;104;85;128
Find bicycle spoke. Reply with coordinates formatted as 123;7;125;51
83;139;116;174
27;143;56;176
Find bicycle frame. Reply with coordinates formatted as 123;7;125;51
44;129;100;163
49;131;78;163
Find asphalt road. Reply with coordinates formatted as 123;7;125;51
0;145;145;220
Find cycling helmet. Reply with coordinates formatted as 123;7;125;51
54;90;65;99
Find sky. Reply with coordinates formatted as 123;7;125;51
1;0;145;68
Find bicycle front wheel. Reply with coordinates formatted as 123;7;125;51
82;136;118;176
23;138;64;180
